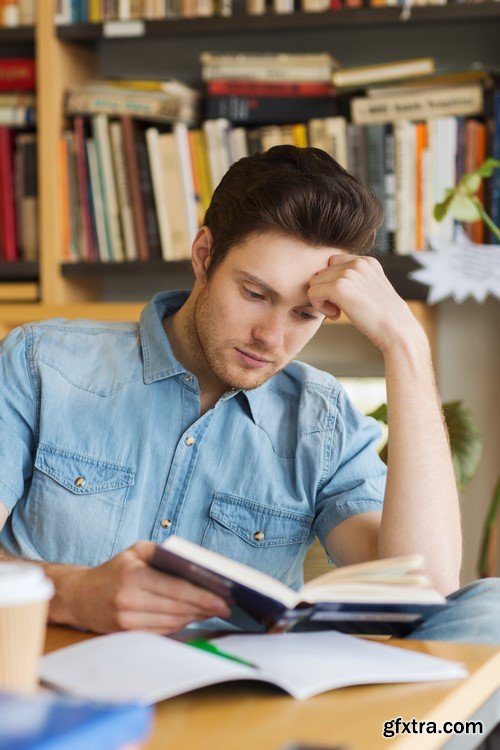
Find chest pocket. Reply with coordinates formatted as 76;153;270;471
27;443;134;566
202;492;312;584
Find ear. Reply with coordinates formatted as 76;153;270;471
191;226;213;282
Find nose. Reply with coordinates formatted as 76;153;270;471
252;312;285;352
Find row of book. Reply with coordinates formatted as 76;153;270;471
0;127;37;262
0;0;34;27
59;110;492;265
53;0;500;23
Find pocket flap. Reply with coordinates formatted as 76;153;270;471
210;492;312;547
35;443;134;495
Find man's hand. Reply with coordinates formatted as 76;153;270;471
50;541;231;634
307;254;424;353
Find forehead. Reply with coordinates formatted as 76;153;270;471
221;232;348;290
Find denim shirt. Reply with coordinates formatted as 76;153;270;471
0;290;386;591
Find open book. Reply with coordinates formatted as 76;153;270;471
151;537;447;637
40;631;467;704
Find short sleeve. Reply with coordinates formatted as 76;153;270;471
313;384;386;547
0;327;36;511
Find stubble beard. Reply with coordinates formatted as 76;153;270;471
190;285;286;392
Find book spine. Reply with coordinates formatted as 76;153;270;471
65;131;83;261
93;114;125;262
351;85;484;126
292;123;308;148
0;106;36;127
73;116;98;261
414;121;428;252
66;89;195;125
202;66;333;84
205;96;336;124
207;80;334;98
158;132;191;260
86;138;110;262
109;121;138;261
491;92;500;244
0;127;18;260
0;58;35;91
394;120;413;255
323;116;348;169
383;124;397;254
174;122;199;244
145;127;174;261
346;123;368;186
121;117;150;262
135;124;162;260
59;135;71;262
366;123;389;254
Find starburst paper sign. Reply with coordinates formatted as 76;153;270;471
409;230;500;304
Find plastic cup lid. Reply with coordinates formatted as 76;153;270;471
0;562;54;606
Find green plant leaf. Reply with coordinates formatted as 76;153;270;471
367;403;388;424
443;401;483;492
478;477;500;578
448;194;482;223
476;158;500;178
434;200;451;222
369;400;482;491
458;173;481;194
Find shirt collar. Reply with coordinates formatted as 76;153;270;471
140;290;190;384
140;290;269;423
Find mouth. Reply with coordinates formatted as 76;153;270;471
234;348;272;368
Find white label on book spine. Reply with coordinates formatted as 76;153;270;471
103;20;145;38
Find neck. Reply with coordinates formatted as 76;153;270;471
163;294;226;404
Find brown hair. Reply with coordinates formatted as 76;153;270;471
203;145;383;278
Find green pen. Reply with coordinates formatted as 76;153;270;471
187;639;257;669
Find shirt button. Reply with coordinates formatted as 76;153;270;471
253;531;265;542
74;476;86;488
185;375;193;383
185;436;196;446
160;518;172;529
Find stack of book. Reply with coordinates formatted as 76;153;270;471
0;0;35;27
0;58;37;263
202;52;338;124
62;79;200;263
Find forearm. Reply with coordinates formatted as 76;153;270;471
378;329;462;595
0;547;87;626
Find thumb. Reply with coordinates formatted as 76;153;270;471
328;253;353;266
131;540;157;562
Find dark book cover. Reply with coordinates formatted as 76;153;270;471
121;117;150;262
383;123;396;254
205;96;337;124
150;544;448;637
0;127;19;261
247;129;263;155
0;58;36;92
134;126;162;260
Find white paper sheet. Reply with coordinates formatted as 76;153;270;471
40;630;467;704
409;230;500;304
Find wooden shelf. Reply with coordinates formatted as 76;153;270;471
60;254;428;301
0;25;35;42
56;3;500;40
0;282;38;302
0;261;38;281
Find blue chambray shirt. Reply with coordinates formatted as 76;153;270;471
0;290;386;592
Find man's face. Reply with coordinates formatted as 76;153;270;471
192;232;347;391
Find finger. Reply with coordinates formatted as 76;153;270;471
115;608;209;633
328;253;356;266
115;587;227;620
307;283;342;318
135;567;231;616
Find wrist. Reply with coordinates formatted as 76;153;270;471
45;563;89;628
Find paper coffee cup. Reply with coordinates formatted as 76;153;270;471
0;562;54;693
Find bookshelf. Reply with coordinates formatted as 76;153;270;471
2;3;500;342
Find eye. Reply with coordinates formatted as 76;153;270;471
296;310;318;322
243;287;265;301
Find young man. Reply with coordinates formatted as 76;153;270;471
0;146;498;641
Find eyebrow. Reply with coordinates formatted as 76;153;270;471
235;271;314;308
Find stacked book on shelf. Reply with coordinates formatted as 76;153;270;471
60;55;498;264
53;0;500;22
0;0;35;27
0;57;37;262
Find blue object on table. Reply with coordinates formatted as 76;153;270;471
0;692;153;750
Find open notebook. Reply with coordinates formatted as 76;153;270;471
40;631;467;703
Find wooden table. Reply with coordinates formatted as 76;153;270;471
44;626;500;750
